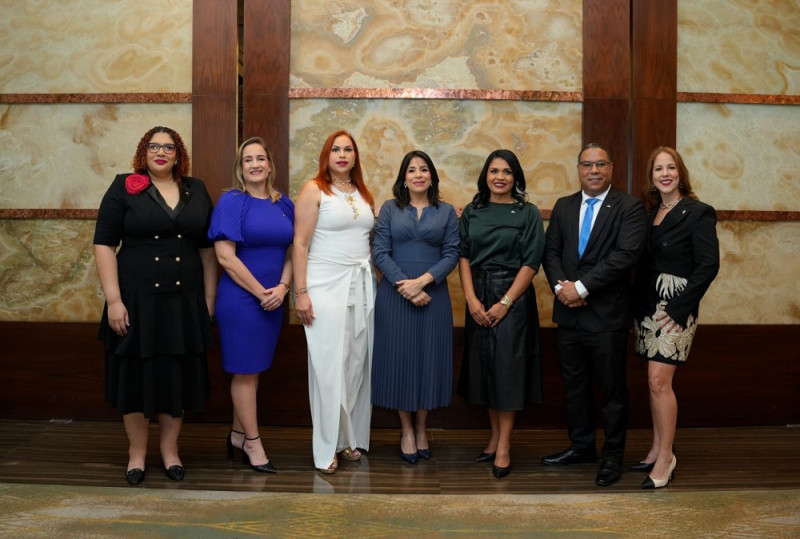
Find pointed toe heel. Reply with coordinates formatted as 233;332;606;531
475;451;496;463
126;468;145;485
492;464;511;478
164;465;184;481
641;455;677;489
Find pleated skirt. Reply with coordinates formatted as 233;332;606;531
371;275;453;411
457;267;542;411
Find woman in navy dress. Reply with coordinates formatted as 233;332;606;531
372;150;459;463
631;146;719;489
208;136;294;473
94;126;217;485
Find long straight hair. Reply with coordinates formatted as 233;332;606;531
392;150;442;208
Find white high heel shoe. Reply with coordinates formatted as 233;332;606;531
641;455;677;489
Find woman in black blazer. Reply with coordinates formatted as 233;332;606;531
631;146;720;489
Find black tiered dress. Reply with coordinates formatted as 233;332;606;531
94;174;214;417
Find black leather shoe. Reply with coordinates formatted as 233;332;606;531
126;468;145;485
417;448;431;460
492;464;511;478
630;461;655;472
475;451;496;463
164;465;185;481
595;460;622;487
542;448;596;466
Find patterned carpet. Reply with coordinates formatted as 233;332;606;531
1;483;799;538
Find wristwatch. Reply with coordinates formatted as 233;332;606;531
500;294;514;307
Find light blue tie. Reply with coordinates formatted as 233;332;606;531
578;198;599;258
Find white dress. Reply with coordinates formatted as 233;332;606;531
305;187;375;469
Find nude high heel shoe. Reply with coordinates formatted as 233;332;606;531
641;455;677;489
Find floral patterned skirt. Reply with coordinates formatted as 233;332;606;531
634;273;697;365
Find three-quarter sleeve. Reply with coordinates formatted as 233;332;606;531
208;190;248;243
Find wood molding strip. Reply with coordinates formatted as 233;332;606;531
3;208;799;222
0;93;192;104
288;88;583;102
677;92;800;106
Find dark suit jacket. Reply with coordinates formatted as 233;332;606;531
543;186;647;332
633;198;720;327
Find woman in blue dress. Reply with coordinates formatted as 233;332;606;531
372;150;460;463
208;137;294;473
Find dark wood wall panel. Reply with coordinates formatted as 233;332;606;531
2;322;797;428
631;0;677;186
582;0;631;190
243;0;291;194
192;0;238;202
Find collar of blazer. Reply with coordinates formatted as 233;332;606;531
650;197;693;235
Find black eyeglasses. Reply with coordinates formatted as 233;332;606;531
147;143;176;154
579;160;611;170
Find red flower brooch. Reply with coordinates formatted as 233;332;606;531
125;173;150;195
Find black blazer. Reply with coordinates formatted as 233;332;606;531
543;186;647;332
633;198;720;327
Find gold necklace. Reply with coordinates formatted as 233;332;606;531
659;198;681;211
344;191;360;220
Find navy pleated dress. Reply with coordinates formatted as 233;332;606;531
371;200;460;411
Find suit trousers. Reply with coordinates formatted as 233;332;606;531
555;325;629;462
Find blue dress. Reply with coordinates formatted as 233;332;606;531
208;190;294;374
371;200;460;411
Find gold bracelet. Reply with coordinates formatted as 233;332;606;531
500;294;514;307
294;287;308;297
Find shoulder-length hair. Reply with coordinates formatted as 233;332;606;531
313;130;374;207
642;146;697;209
131;126;190;181
229;136;281;202
472;149;528;208
392;150;442;208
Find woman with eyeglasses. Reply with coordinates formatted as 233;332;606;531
94;126;217;485
457;149;545;479
208;136;293;474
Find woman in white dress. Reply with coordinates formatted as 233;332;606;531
293;130;376;474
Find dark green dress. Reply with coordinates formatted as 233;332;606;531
457;202;545;410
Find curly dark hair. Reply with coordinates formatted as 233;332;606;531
472;149;527;208
131;126;190;181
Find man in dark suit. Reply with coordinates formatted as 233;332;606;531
541;143;647;486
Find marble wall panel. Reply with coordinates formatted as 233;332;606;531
0;0;192;93
288;98;583;211
288;98;582;327
0;219;101;322
676;103;800;211
291;0;582;91
0;104;192;209
703;221;800;324
678;0;800;94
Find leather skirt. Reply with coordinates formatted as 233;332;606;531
457;267;542;411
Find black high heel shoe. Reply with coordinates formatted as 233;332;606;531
630;461;655;472
226;429;245;460
164;464;185;481
475;452;496;463
492;464;511;478
242;436;277;474
126;468;145;485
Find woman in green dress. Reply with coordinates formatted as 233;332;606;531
457;149;545;479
